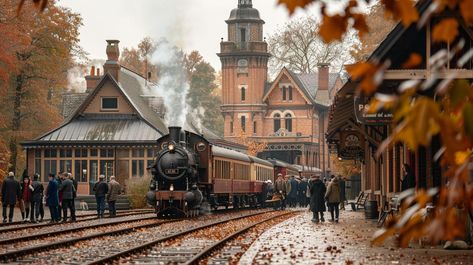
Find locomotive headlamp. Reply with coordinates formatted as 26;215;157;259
170;184;174;191
168;143;175;151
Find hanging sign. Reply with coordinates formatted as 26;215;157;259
339;130;364;159
354;95;393;125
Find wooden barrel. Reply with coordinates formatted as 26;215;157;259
365;200;378;219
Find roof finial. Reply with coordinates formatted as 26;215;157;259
238;0;252;8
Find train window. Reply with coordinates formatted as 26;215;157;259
196;142;206;152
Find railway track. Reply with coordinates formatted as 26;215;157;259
0;209;154;234
86;210;294;265
4;209;273;264
0;208;153;230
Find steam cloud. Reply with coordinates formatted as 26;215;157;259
150;41;189;127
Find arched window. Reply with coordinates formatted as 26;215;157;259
288;86;293;100
230;121;233;134
285;113;292;132
282;87;287;100
273;113;281;132
241;87;246;101
241;116;246;132
253;121;257;134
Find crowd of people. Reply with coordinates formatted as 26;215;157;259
263;173;347;223
1;171;122;223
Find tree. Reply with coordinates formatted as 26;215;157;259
185;51;224;136
235;127;267;157
267;16;356;76
0;0;83;173
119;37;158;82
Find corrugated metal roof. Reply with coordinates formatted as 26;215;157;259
38;114;160;142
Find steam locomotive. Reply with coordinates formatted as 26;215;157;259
146;126;319;217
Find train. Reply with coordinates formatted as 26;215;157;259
146;126;321;217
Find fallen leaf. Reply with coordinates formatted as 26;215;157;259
432;18;459;43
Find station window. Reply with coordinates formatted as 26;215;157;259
240;28;246;42
101;97;118;110
285;113;293;132
288;86;293;100
282;87;287;100
253;121;257;134
241;87;246;101
274;113;281;132
241;116;246;132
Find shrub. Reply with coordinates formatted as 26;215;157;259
125;175;151;209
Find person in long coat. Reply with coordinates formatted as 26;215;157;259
338;175;346;210
325;177;341;222
274;173;287;210
309;175;326;223
20;176;32;222
30;174;44;223
59;173;76;222
107;176;121;217
298;177;309;208
46;173;60;222
287;176;299;207
401;163;416;191
1;172;21;223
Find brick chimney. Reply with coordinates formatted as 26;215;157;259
317;62;329;90
85;66;101;93
103;40;121;81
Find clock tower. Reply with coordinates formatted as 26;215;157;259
218;0;270;140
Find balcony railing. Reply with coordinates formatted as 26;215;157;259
220;41;267;53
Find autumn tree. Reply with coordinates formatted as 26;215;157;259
235;127;268;157
267;15;356;76
0;0;83;173
120;37;158;82
184;51;224;136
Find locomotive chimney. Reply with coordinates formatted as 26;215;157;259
168;126;181;143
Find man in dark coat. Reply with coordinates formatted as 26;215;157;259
401;164;416;191
309;175;326;223
287;176;299;207
298;177;309;208
1;172;21;223
59;173;76;222
338;175;346;210
30;173;44;223
93;175;109;218
274;174;287;210
46;173;60;222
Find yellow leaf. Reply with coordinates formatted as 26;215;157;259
353;14;369;38
278;0;315;15
454;150;471;165
346;62;382;95
402;53;422;68
460;0;473;25
397;0;419;27
319;14;348;43
432;18;459;43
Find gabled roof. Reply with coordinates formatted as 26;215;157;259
263;67;342;107
32;67;168;143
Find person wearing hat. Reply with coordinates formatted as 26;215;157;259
46;173;60;223
59;172;76;222
274;173;287;210
1;172;21;223
107;176;121;217
93;175;109;219
30;173;44;223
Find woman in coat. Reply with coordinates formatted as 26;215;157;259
20;176;32;222
309;175;326;223
325;177;341;222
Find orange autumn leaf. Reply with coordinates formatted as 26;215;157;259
460;0;473;25
319;14;348;42
402;53;422;68
277;0;315;15
346;62;381;95
432;18;459;43
382;0;419;27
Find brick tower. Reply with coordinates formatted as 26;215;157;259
218;0;270;140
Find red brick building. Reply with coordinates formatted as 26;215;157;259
219;0;344;175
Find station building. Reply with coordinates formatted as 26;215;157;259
22;40;241;195
327;1;473;209
219;0;344;176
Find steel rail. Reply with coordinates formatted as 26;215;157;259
184;211;293;265
0;209;154;234
0;219;177;262
0;214;158;245
85;210;274;265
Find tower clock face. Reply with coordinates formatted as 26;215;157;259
345;134;359;147
238;59;248;67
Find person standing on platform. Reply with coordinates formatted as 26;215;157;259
93;175;108;218
401;163;416;191
107;176;121;217
274;173;287;210
298;177;309;208
68;173;78;216
1;172;21;223
288;176;298;208
20;176;32;222
309;175;326;223
46;173;60;223
56;173;63;221
325;176;341;222
30;173;44;223
338;175;346;210
59;173;76;222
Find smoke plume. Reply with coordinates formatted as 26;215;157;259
150;40;189;127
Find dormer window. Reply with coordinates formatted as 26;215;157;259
101;97;118;111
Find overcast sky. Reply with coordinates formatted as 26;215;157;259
57;0;326;70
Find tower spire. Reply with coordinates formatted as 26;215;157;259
238;0;252;8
